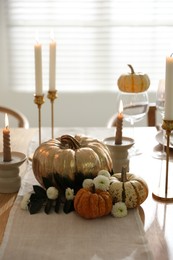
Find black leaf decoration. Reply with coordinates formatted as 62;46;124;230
33;185;47;199
28;195;45;214
45;199;53;214
26;175;78;215
55;197;61;213
63;200;74;214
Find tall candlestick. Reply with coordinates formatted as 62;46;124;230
34;39;43;96
165;55;173;120
3;114;12;162
47;90;57;139
34;95;45;145
115;100;123;145
49;31;56;91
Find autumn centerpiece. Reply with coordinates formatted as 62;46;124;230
21;163;148;219
20;133;148;219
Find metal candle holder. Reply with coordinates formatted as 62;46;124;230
152;119;173;202
34;94;45;145
47;90;58;139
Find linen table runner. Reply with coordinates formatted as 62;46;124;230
0;162;153;260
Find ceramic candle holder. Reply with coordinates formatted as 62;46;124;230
0;151;26;193
104;137;134;173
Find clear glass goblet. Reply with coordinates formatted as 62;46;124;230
116;91;149;156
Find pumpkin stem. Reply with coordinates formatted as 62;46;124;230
60;135;81;150
127;64;135;74
121;166;128;182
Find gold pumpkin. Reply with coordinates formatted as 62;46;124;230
109;167;148;208
74;188;113;219
117;64;150;93
32;134;113;189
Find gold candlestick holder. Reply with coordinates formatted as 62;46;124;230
152;119;173;202
47;90;58;139
34;94;45;145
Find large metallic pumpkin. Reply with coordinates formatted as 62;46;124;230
32;134;113;190
117;64;150;93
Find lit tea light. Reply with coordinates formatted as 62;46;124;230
3;113;12;162
115;100;124;145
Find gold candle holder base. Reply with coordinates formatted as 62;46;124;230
152;119;173;202
34;94;45;145
47;90;58;139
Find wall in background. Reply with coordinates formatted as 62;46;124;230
0;90;159;128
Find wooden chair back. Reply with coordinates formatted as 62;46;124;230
0;106;29;128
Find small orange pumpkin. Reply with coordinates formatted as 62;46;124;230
74;188;112;219
117;64;150;93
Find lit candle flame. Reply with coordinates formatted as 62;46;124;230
5;113;9;128
119;100;123;114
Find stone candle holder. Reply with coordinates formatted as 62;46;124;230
0;151;26;193
104;137;134;173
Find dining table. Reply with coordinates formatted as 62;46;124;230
0;126;173;260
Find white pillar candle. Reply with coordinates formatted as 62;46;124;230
49;32;56;91
34;40;43;96
165;56;173;120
